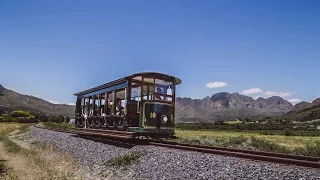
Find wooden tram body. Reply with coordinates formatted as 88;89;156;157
73;72;182;138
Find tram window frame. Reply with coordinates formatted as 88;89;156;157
130;76;175;103
153;78;174;102
130;82;141;101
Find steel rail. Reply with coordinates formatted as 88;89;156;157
147;141;320;168
149;140;320;162
34;126;320;168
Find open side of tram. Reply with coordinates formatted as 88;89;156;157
73;72;182;138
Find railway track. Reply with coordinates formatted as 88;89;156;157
34;125;320;169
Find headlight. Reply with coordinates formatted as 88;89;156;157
161;115;168;123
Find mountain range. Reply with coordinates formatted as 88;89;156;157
175;92;294;122
1;84;319;122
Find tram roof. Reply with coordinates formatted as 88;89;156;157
73;72;182;96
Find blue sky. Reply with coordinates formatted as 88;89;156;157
0;0;319;105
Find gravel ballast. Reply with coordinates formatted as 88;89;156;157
27;126;320;180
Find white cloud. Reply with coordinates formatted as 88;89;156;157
263;91;292;97
287;98;302;105
33;95;40;98
67;103;76;106
49;100;59;104
317;95;320;98
242;88;263;95
205;82;228;88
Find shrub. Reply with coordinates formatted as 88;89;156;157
228;135;248;145
104;151;146;167
10;110;32;118
65;116;70;123
250;137;290;154
283;128;292;136
43;122;74;131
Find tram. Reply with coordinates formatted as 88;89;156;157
73;72;182;138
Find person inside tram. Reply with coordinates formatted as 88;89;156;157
115;98;124;116
154;87;163;100
100;104;105;116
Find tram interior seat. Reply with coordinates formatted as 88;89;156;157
127;100;139;127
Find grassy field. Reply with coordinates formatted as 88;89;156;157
173;129;320;157
0;123;32;136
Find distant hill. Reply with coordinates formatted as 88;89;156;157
277;98;320;122
0;85;75;117
175;92;294;122
287;98;320;114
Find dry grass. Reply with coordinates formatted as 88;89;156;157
0;123;32;136
0;122;77;180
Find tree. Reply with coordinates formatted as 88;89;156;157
58;115;64;123
65;116;70;123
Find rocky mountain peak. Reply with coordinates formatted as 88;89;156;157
312;98;320;105
176;92;294;122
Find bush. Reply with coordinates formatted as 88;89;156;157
283;128;292;136
43;122;74;131
250;137;290;154
65;116;70;123
10;110;32;118
104;151;146;167
228;135;248;145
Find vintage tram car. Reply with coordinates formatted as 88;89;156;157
74;72;182;137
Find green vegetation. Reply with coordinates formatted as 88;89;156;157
274;105;320;123
0;110;36;123
1;136;22;153
176;118;320;132
0;109;72;126
260;130;320;136
171;131;320;157
104;151;146;167
42;122;74;131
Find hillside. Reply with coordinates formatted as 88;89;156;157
175;92;294;122
0;85;75;117
274;98;320;122
287;98;320;114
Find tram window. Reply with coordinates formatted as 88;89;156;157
131;86;141;99
167;87;173;96
149;85;154;94
142;85;148;100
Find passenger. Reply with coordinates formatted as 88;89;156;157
154;87;163;100
89;103;93;116
116;98;124;116
100;105;106;116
